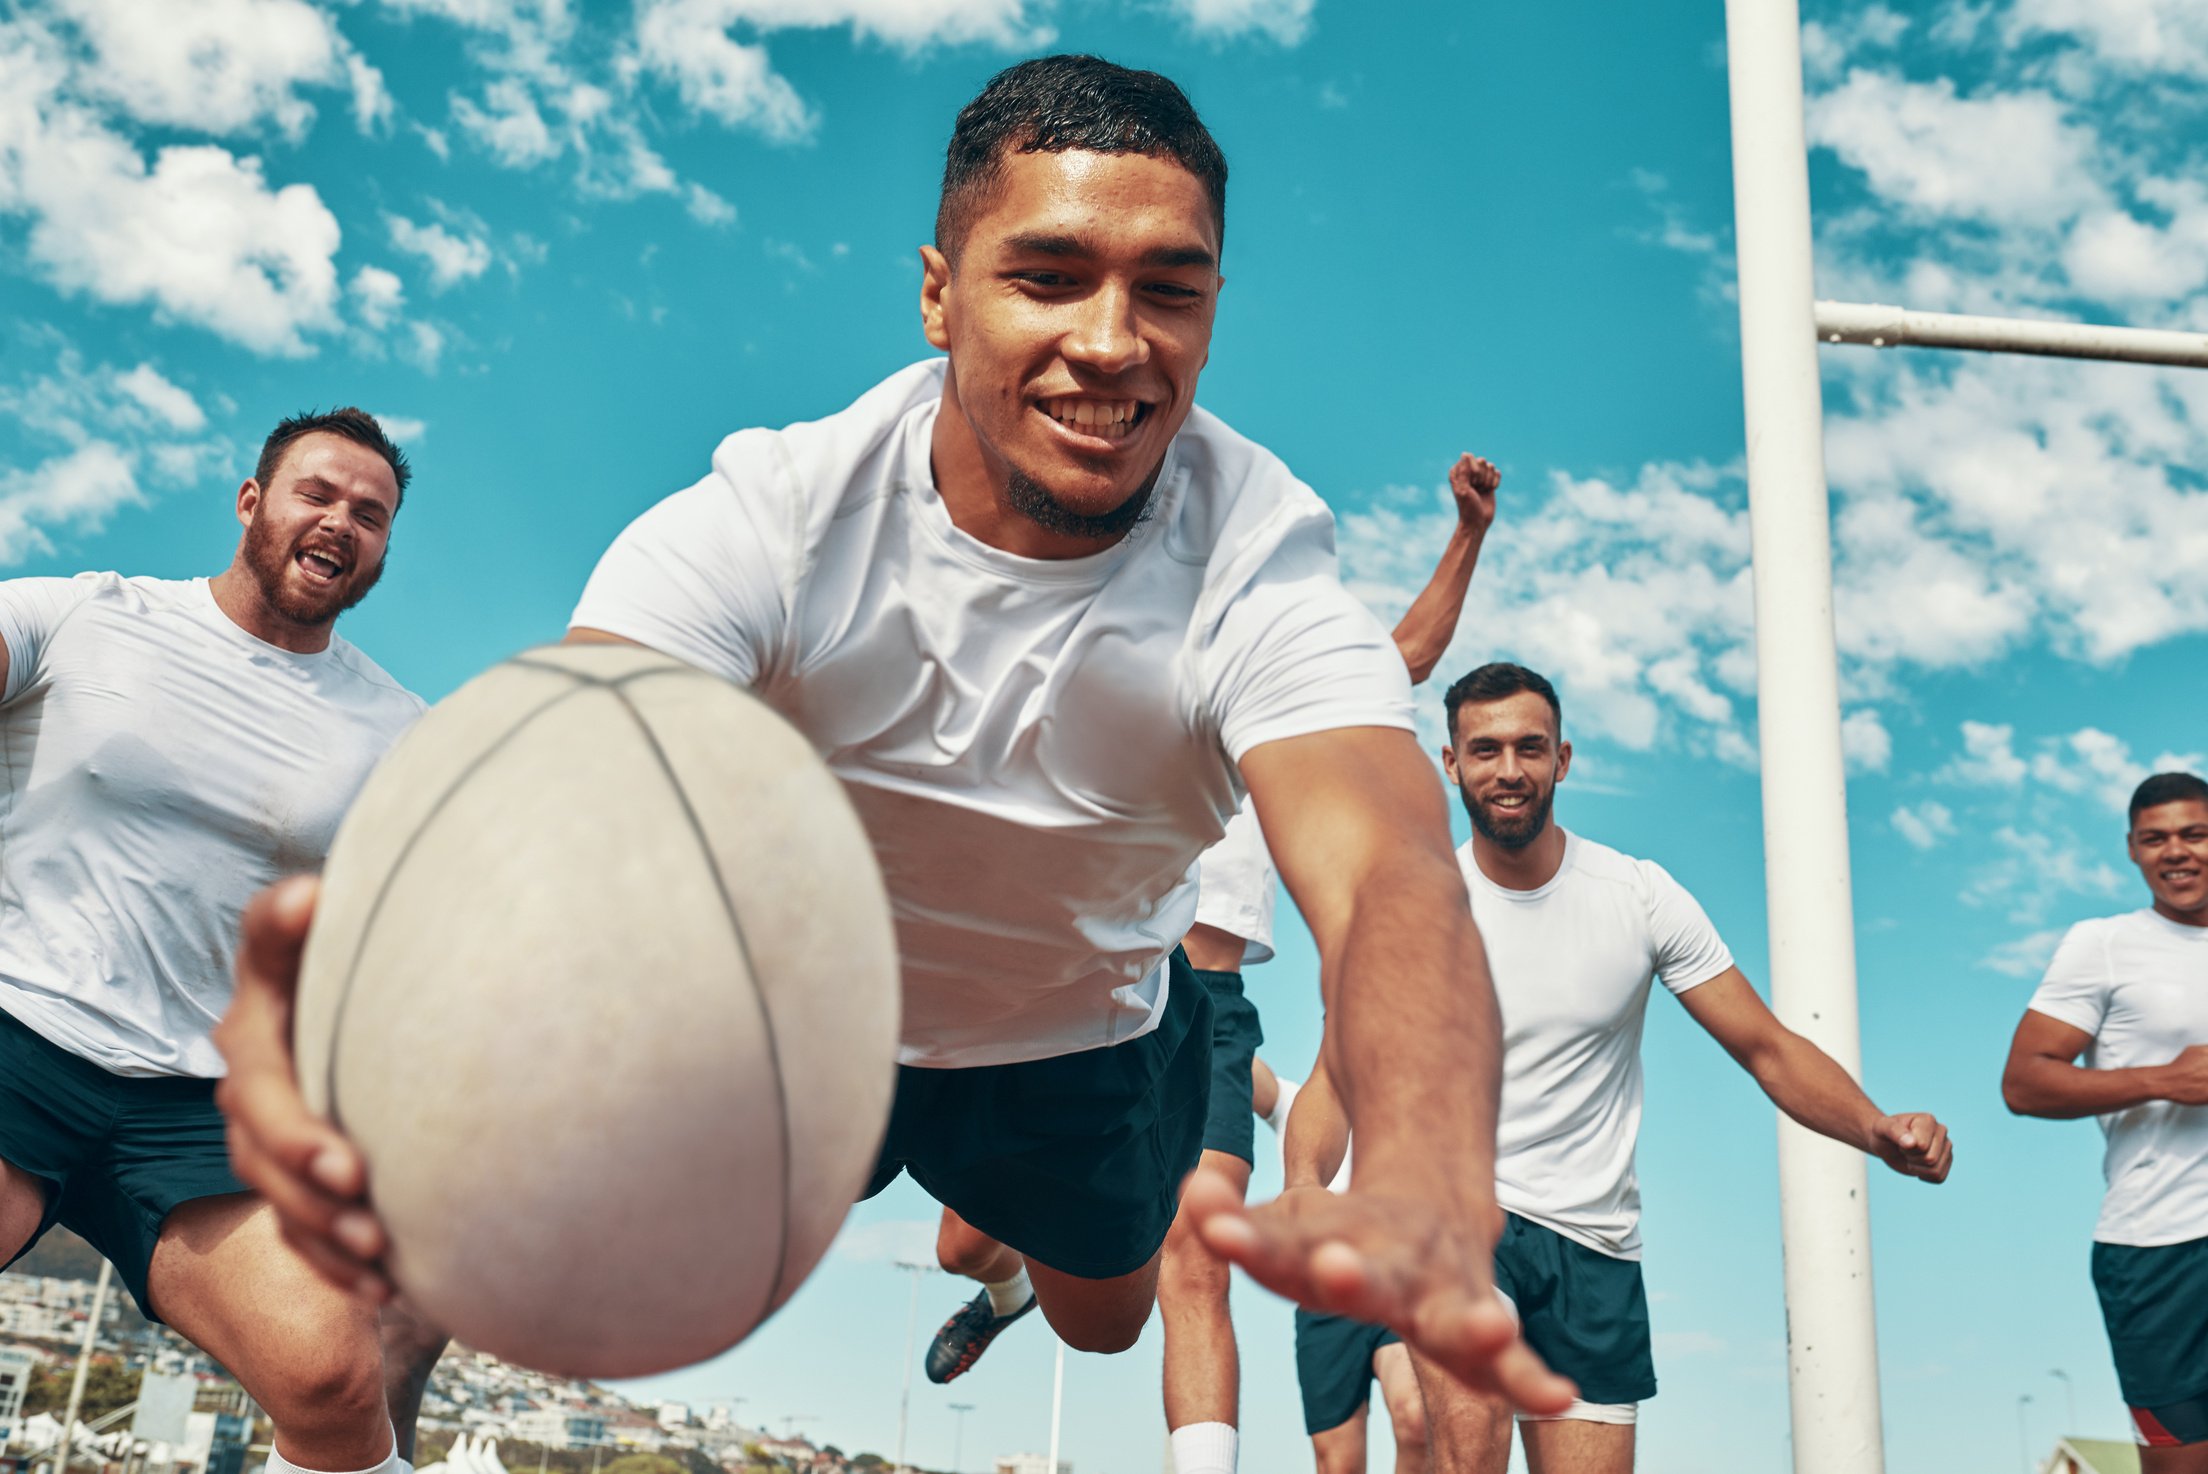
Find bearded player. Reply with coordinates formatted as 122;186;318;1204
1286;663;1952;1472
0;414;425;1474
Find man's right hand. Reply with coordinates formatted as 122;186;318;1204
2157;1044;2208;1106
1186;1167;1574;1414
213;876;395;1302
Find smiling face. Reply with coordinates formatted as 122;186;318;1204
1442;690;1572;851
2129;799;2208;923
237;431;398;630
921;148;1221;549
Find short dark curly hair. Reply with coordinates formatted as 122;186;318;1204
2131;771;2208;827
935;54;1227;264
1443;662;1561;744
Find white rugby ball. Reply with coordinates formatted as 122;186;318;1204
294;642;900;1377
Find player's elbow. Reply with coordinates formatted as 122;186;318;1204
2000;1066;2045;1117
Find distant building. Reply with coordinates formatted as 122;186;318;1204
509;1409;610;1450
994;1457;1070;1474
0;1304;66;1341
182;1411;253;1474
0;1346;38;1425
2043;1438;2140;1474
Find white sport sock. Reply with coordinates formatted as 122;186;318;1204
264;1427;410;1474
985;1265;1032;1317
1168;1421;1238;1474
1262;1076;1301;1135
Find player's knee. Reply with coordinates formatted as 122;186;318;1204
936;1236;990;1277
1157;1236;1229;1310
1385;1391;1428;1448
1056;1303;1150;1355
256;1333;385;1434
1312;1434;1364;1474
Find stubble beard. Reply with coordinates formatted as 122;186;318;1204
1004;460;1161;542
1461;781;1555;851
243;510;384;629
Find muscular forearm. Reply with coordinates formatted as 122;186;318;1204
1390;528;1482;685
2004;1058;2170;1119
1323;855;1501;1209
1748;1032;1886;1152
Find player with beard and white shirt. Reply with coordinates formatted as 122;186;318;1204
2003;771;2208;1469
0;412;426;1474
1288;662;1952;1474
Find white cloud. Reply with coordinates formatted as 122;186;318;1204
375;414;428;444
1963;826;2125;923
404;320;448;373
112;364;206;433
1807;71;2105;227
1892;800;1957;851
387;211;494;290
0;345;228;560
1822;355;2208;667
1338;461;1755;757
450;76;561;167
49;0;388;140
2029;727;2204;812
684;182;737;227
0;442;143;565
1340;360;2208;762
633;0;1079;142
2062;178;2208;305
1980;927;2069;978
631;9;812;140
1939;722;2029;788
1801;4;1909;80
1842;708;1892;773
349;265;408;332
2005;0;2208;80
1169;0;1314;44
0;25;344;355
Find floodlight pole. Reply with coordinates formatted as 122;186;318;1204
59;1261;114;1474
893;1262;932;1474
1047;1338;1065;1473
1723;1;1885;1471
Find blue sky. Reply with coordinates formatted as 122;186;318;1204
3;1;2205;1471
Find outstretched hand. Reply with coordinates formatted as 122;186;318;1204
1867;1111;1953;1183
1448;453;1501;539
1183;1166;1576;1413
213;877;395;1301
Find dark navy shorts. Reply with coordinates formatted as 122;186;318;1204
1495;1212;1657;1406
861;951;1213;1280
2094;1236;2208;1445
1294;1307;1401;1434
1192;968;1262;1166
0;1007;247;1321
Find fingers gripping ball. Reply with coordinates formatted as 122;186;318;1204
292;644;901;1377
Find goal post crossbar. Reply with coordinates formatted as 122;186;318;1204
1816;300;2208;369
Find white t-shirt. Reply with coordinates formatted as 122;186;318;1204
1193;798;1276;966
1465;831;1735;1260
2027;909;2208;1247
0;574;423;1077
570;360;1413;1068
